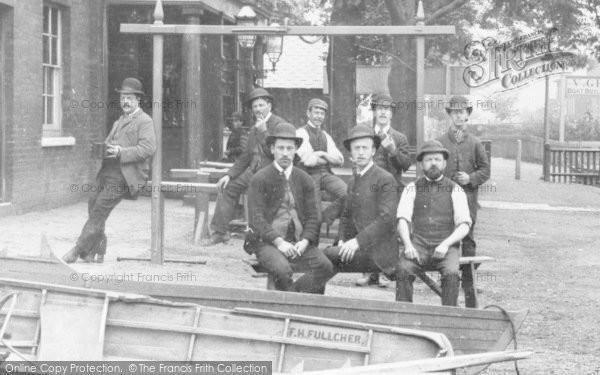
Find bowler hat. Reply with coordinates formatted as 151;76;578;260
370;93;396;110
445;95;473;115
416;140;449;162
246;88;274;105
116;77;145;95
307;98;328;112
343;125;381;151
265;123;303;147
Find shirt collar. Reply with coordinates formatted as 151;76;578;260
374;124;390;135
273;161;293;179
424;174;444;182
307;120;320;129
357;161;374;177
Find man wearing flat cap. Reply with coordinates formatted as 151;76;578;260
437;95;490;307
210;88;286;244
296;98;347;224
224;111;247;163
357;93;411;287
324;126;401;290
396;140;472;306
63;77;157;264
247;123;335;293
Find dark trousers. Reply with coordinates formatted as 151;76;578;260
324;246;385;274
311;172;347;220
462;191;478;307
76;164;128;256
396;237;460;306
210;169;253;234
255;243;335;294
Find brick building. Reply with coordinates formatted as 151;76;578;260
0;0;272;215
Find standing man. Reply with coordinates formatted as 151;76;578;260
357;93;411;287
209;88;286;245
296;98;347;224
396;140;472;306
247;123;335;293
63;77;156;263
223;111;247;163
437;95;490;308
324;126;400;289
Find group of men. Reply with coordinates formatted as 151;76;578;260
64;77;489;308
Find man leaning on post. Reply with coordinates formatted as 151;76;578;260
395;140;472;306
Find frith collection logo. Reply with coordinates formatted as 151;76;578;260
463;28;574;91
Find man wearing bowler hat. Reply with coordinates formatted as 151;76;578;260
437;95;490;307
63;77;157;263
323;126;401;291
396;140;472;306
209;88;287;244
356;93;411;287
247;123;335;293
295;98;347;224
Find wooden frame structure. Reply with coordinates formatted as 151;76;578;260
121;0;455;263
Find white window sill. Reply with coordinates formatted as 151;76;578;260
41;136;76;147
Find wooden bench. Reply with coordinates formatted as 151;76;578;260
244;255;495;308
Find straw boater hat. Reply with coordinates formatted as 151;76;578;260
416;140;450;162
342;125;381;151
445;95;473;115
116;77;145;96
265;123;303;147
245;87;274;105
307;98;329;112
370;93;396;111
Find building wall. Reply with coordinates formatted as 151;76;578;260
2;0;106;215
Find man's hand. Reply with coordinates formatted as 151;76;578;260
255;114;267;132
293;239;309;257
380;135;396;153
432;242;449;260
104;144;121;159
456;171;470;185
403;243;420;264
339;238;359;263
216;175;231;193
275;239;297;258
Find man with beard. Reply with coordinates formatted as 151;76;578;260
324;126;401;293
356;93;411;287
437;95;490;308
247;123;335;294
209;88;286;244
395;140;472;306
63;78;156;263
296;98;346;224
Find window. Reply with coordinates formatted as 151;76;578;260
42;5;61;136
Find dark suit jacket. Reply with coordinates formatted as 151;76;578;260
374;127;411;186
338;164;400;273
227;113;286;180
248;164;319;246
104;109;157;196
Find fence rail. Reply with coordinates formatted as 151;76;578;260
544;144;600;185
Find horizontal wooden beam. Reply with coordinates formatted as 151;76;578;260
121;24;455;36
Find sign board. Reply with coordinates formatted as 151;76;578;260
566;76;600;96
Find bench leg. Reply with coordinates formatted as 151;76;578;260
469;262;479;308
194;192;211;244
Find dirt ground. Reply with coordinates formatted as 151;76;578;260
1;158;599;374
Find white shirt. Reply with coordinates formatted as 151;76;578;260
273;161;293;180
296;124;344;167
374;124;390;135
357;161;374;176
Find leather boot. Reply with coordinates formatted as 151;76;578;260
62;246;81;264
92;235;107;263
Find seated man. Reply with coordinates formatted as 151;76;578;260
247;123;335;294
395;140;472;306
296;98;347;223
324;126;400;287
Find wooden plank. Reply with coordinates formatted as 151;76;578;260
121;24;456;36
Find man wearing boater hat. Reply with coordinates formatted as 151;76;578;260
247;123;335;293
356;93;411;287
63;77;157;263
209;88;286;244
295;98;347;224
396;140;472;306
323;126;401;290
437;95;490;308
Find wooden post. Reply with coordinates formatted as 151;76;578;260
515;140;522;180
415;0;425;177
543;75;550;179
543;143;550;182
558;75;566;143
151;0;165;264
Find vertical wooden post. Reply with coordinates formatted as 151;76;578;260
558;75;566;143
415;0;425;177
543;75;550;179
515;140;522;180
151;0;165;264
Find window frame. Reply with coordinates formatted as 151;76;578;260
42;4;62;137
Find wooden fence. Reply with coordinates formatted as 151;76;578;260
544;144;600;185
